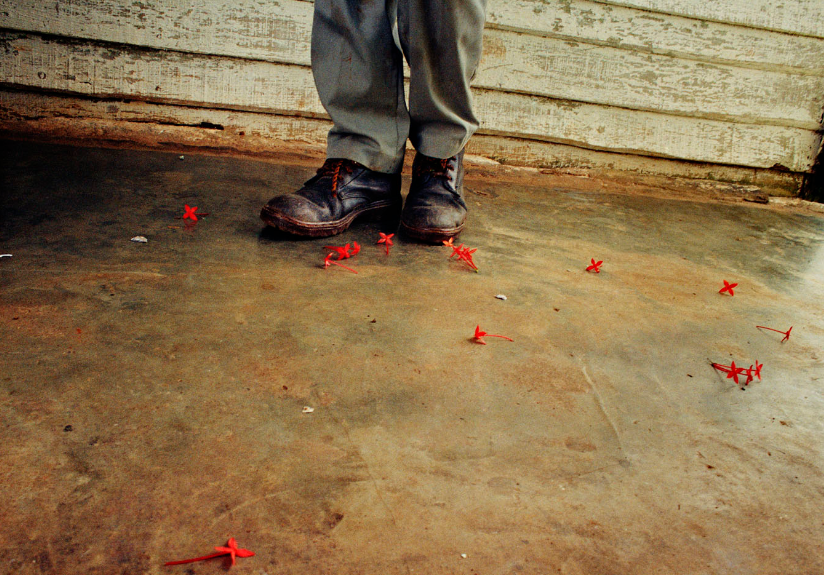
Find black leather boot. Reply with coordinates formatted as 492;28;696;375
401;150;466;243
261;159;402;237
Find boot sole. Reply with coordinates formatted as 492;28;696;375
400;221;464;244
261;201;400;238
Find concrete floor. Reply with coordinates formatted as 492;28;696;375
2;140;824;575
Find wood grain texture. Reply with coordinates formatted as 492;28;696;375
0;89;804;194
486;0;824;72
478;29;824;129
3;0;822;128
2;32;819;171
4;0;823;74
592;0;824;38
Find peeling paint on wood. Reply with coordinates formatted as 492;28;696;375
596;0;824;38
4;0;823;73
486;0;824;72
478;29;824;129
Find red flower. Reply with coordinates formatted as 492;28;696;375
164;537;254;567
182;204;199;221
324;243;351;260
586;259;603;273
324;253;357;274
457;246;479;272
752;360;763;380
473;324;514;345
215;537;255;566
725;361;745;384
448;242;464;259
719;280;738;296
377;233;394;255
756;325;792;342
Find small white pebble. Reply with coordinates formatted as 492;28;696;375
302;406;314;413
460;554;467;559
179;155;185;160
495;294;507;301
130;236;148;243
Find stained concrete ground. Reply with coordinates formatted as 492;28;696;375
2;140;824;575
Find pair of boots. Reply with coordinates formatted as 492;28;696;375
260;151;466;243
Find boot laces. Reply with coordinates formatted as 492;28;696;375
414;156;455;182
316;159;358;196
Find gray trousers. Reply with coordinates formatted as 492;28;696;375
311;0;488;174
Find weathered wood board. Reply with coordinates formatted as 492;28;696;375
5;10;822;130
4;0;823;73
486;0;824;72
594;0;824;38
478;29;824;128
0;89;805;195
1;32;819;172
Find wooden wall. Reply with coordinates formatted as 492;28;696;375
1;0;823;192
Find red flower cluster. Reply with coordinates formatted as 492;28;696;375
710;360;763;386
323;242;360;273
443;238;478;272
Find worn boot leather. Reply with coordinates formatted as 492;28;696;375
260;159;402;237
401;150;466;243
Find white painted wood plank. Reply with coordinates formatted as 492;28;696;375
593;0;824;38
478;29;824;129
0;0;315;66
3;6;822;129
1;33;818;171
485;0;824;72
3;0;823;73
472;89;820;173
0;89;805;194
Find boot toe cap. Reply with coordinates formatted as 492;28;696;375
263;194;328;224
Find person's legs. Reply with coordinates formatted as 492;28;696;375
397;0;487;159
397;0;488;242
260;0;407;237
312;0;409;174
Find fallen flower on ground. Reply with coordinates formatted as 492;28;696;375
447;242;464;259
756;325;792;342
324;243;353;259
719;280;738;296
181;204;209;221
377;233;394;255
710;359;762;386
182;204;199;221
751;360;763;381
711;360;745;384
455;246;479;272
324;253;357;274
586;259;603;273
473;325;514;345
164;537;254;567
